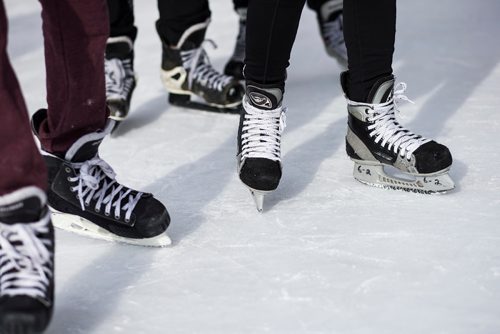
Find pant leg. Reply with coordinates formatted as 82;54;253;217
343;0;395;101
37;0;110;155
156;0;211;45
108;0;137;41
244;0;306;86
0;0;47;195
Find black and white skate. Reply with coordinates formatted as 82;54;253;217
160;20;244;111
315;0;347;67
31;110;171;247
342;72;454;193
237;84;286;212
105;36;137;132
0;187;54;334
224;8;246;81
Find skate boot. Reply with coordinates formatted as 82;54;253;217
31;110;171;247
342;72;454;193
224;8;247;81
237;83;287;212
160;19;244;113
314;0;347;67
105;36;137;129
0;187;54;334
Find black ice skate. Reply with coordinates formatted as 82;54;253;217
224;8;246;81
31;110;171;247
342;72;454;193
0;187;54;334
237;84;287;212
105;36;137;130
160;19;244;114
314;0;347;67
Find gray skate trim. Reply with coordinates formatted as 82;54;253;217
348;104;369;122
106;36;133;49
175;19;210;49
346;129;377;161
372;79;395;104
0;186;46;207
64;120;115;161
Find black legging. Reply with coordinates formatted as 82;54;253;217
244;0;396;102
107;0;210;45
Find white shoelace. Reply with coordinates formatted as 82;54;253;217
240;100;287;162
0;214;52;299
69;158;142;222
105;58;135;100
348;83;430;160
181;40;233;92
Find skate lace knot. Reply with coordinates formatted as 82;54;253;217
0;215;52;299
69;157;143;222
105;57;135;100
351;82;430;160
241;100;286;162
181;40;233;92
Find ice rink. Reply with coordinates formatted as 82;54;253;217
5;0;500;333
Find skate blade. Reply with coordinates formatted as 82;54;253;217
248;188;270;213
50;210;172;247
353;161;455;194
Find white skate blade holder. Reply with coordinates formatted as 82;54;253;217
353;160;455;194
50;209;172;247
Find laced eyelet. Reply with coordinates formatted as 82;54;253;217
114;215;120;220
104;212;110;216
125;218;130;223
67;177;72;182
84;202;89;207
95;207;100;213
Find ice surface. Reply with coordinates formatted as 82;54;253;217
5;0;500;333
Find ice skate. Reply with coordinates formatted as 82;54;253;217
0;187;54;334
342;72;454;194
237;84;286;212
314;0;347;67
224;8;247;81
105;36;137;131
160;19;244;114
31;110;171;247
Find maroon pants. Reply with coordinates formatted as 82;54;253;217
0;0;110;195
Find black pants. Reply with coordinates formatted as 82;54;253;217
107;0;327;45
245;0;395;102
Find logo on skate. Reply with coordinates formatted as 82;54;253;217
249;92;272;109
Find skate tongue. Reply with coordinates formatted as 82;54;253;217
64;121;114;163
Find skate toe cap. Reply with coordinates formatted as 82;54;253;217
133;196;170;238
240;158;282;191
414;141;453;173
0;296;52;333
